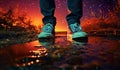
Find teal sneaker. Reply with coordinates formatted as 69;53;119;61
38;23;55;38
69;23;87;39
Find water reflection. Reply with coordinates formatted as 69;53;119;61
38;38;55;49
0;36;120;70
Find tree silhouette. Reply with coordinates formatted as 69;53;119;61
0;9;15;30
0;8;37;32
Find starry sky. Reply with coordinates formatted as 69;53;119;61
0;0;118;31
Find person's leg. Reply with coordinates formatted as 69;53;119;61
40;0;56;26
67;0;87;39
67;0;82;25
38;0;56;38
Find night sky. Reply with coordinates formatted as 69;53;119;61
0;0;118;31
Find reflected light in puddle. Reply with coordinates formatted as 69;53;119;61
36;59;40;63
22;63;26;67
29;40;42;47
27;62;31;66
67;34;72;42
6;40;44;58
31;61;34;64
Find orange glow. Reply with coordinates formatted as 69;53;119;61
29;12;67;31
28;10;43;26
32;18;42;26
31;17;67;31
82;17;100;25
55;23;67;31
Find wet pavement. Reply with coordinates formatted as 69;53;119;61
0;35;120;70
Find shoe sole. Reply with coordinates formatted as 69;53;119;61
72;37;88;42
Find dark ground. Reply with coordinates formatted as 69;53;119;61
0;36;120;70
0;31;38;47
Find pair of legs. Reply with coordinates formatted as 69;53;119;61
38;0;87;39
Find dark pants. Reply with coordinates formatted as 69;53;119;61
40;0;83;26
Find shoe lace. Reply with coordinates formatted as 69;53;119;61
69;23;82;33
42;23;54;33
